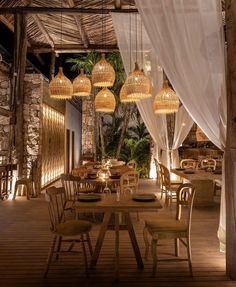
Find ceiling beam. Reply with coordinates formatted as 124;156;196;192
67;0;89;48
0;7;138;15
28;44;119;54
0;15;14;30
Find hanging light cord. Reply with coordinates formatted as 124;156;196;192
140;18;143;70
129;5;132;72
135;13;138;64
60;0;62;67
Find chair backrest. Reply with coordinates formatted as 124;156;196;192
158;163;171;191
46;186;66;232
180;159;197;169
127;160;137;170
176;183;195;233
200;158;216;170
120;170;139;194
60;173;81;201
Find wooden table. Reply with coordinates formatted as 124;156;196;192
75;193;162;279
171;169;222;206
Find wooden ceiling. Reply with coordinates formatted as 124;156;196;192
0;0;136;54
0;0;226;55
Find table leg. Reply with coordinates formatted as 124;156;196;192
115;212;120;280
124;212;144;268
90;211;111;269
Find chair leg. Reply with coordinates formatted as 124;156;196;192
187;237;193;276
56;236;62;260
143;227;150;260
86;233;93;256
44;235;57;278
151;239;158;277
12;183;18;200
175;238;180;257
81;234;89;277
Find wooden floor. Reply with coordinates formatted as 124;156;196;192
0;180;233;287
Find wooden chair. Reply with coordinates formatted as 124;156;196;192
180;159;197;169
143;183;196;277
154;158;160;186
126;160;137;170
44;186;93;278
120;170;139;194
158;163;180;206
200;158;217;170
12;178;31;200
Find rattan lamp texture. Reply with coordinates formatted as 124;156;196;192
73;68;91;97
125;62;151;100
49;67;73;100
95;87;116;113
120;83;140;103
154;80;179;114
92;53;115;87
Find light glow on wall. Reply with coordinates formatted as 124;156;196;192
41;104;65;187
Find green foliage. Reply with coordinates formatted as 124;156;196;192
66;51;151;178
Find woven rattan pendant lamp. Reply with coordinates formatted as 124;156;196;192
120;83;140;103
125;15;150;100
92;53;115;88
72;68;91;96
154;80;179;114
49;2;72;100
95;87;116;113
49;67;73;99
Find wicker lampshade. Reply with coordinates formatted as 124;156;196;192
95;87;116;113
120;84;140;103
72;68;91;97
154;80;179;114
49;67;73;99
92;53;115;87
125;62;150;100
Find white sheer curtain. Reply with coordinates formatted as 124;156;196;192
111;13;169;167
112;13;193;170
135;0;226;251
171;105;194;168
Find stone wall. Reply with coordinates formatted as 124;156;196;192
0;66;11;164
23;74;43;178
81;96;95;157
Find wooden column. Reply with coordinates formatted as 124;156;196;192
225;0;236;280
12;13;27;177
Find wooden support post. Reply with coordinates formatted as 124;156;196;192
225;0;236;280
12;13;27;177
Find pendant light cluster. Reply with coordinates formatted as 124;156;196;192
92;54;116;113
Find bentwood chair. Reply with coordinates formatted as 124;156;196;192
44;186;93;278
180;159;197;170
120;170;139;194
126;160;137;170
158;163;180;206
200;158;217;170
143;183;195;277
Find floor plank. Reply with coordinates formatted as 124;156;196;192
0;179;230;286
